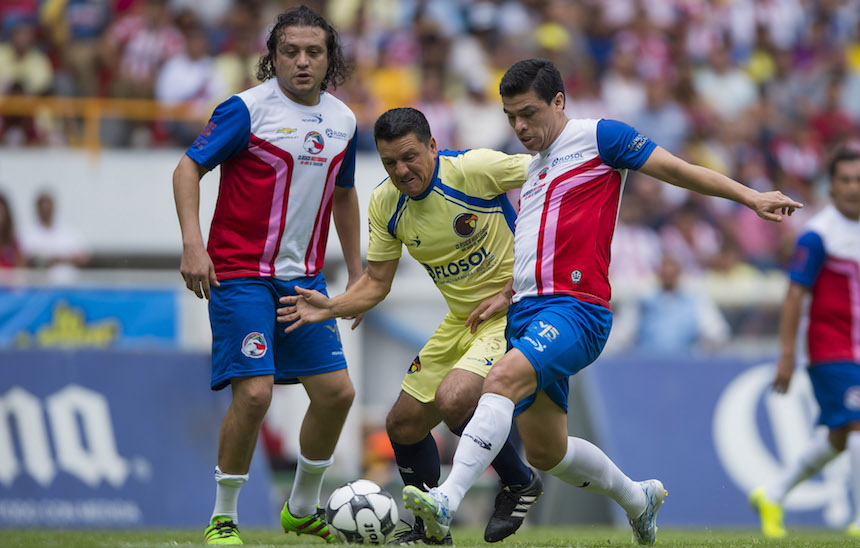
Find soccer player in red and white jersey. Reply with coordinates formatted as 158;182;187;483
750;146;860;539
172;6;361;545
402;58;802;546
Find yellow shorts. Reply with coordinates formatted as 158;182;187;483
401;312;507;403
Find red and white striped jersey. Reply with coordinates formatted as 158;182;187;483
186;78;357;281
511;118;655;308
789;205;860;364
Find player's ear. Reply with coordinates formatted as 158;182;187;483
553;91;565;110
429;136;438;156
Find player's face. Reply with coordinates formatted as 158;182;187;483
831;158;860;221
502;89;566;152
272;25;329;106
376;134;438;197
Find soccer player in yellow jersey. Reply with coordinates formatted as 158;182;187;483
278;107;542;544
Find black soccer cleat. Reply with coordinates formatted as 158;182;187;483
388;517;453;545
484;471;544;542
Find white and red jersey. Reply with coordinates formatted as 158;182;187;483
512;118;655;308
788;205;860;365
186;78;357;281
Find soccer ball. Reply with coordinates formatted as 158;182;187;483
325;479;399;544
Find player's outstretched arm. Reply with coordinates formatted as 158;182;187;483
277;259;399;333
173;155;219;299
465;279;513;334
773;282;807;393
638;147;803;221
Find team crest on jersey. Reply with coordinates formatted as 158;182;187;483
453;213;478;237
303;131;324;154
241;332;267;358
846;387;860;410
571;270;582;284
408;356;421;374
538;167;548;180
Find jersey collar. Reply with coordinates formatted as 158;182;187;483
411;157;440;201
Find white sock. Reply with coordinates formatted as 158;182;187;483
848;431;860;527
547;437;645;517
288;452;333;517
211;466;249;523
439;393;514;511
767;429;839;503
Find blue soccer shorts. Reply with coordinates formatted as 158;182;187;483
208;274;347;390
506;295;612;415
807;361;860;429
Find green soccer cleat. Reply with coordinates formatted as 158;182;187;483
204;516;243;545
402;485;453;541
749;487;786;538
281;502;337;543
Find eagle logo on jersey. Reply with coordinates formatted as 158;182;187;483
303;131;324;154
241;332;267;358
408;356;421;374
453;213;478;237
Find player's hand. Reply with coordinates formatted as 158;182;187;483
465;292;509;334
180;245;219;299
277;287;334;334
772;355;795;394
751;190;803;222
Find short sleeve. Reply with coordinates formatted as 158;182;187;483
185;95;251;170
459;149;531;196
788;231;825;287
366;188;403;262
334;129;358;188
596;119;657;170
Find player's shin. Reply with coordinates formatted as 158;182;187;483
547;437;644;517
391;433;441;488
289;453;334;517
441;393;515;510
212;466;249;522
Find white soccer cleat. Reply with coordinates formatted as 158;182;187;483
627;479;667;546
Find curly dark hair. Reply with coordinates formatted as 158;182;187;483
255;5;350;91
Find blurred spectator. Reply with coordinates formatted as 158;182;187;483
629;79;689;154
0;192;24;268
610;255;730;353
600;42;646;121
213;9;263;97
660;200;722;273
155;25;222;146
415;67;456;149
41;0;111;97
101;0;185;99
609;198;663;297
693;44;758;122
20;190;90;276
451;81;510;151
0;20;53;95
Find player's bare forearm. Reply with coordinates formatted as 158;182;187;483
277;260;397;332
639;147;802;221
774;282;806;393
173;155;218;298
332;186;363;280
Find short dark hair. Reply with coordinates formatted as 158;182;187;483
500;58;565;105
256;5;350;91
373;108;432;145
829;145;860;178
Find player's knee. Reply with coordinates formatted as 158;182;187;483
236;386;272;418
525;446;563;472
385;408;422;443
328;381;355;412
434;389;474;429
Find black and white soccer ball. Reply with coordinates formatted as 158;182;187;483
325;479;399;544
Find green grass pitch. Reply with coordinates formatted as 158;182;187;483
4;527;858;547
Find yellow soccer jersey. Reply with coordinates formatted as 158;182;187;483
368;148;530;319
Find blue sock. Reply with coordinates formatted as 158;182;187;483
391;433;440;488
451;415;531;486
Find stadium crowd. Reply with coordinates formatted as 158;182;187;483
1;0;859;338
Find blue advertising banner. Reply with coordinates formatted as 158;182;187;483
584;353;852;528
0;350;276;528
0;288;178;349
